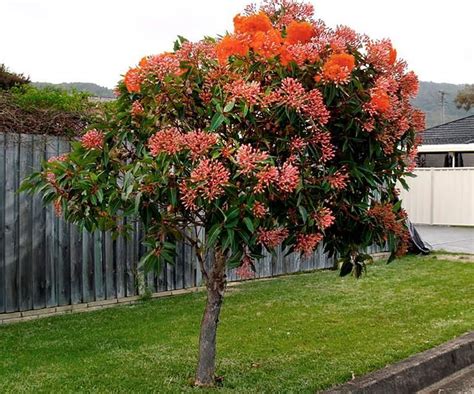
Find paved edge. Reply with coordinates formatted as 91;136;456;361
324;331;474;393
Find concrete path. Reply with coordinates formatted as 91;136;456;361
415;225;474;254
417;364;474;393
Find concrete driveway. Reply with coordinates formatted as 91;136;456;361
415;225;474;254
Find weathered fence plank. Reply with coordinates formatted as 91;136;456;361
45;137;58;307
125;219;136;296
104;231;115;299
93;231;104;300
19;134;34;311
32;135;47;309
57;139;71;306
115;218;126;299
70;225;83;304
4;133;19;312
0;133;5;313
175;242;184;290
82;229;95;303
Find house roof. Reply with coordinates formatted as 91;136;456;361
421;115;474;145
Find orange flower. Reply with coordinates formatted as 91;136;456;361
319;53;355;84
234;12;273;35
328;53;355;70
285;21;315;45
251;28;282;59
389;47;397;65
278;44;294;66
370;88;391;113
216;35;249;65
139;56;149;68
124;67;141;93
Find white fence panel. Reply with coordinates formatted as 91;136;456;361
400;168;474;226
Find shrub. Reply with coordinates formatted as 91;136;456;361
10;85;90;112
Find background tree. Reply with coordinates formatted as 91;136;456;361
454;84;474;111
0;64;30;90
23;0;424;386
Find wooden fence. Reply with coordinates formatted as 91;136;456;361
0;132;384;314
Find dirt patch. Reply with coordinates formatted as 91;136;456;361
432;254;474;263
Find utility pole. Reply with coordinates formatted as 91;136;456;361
439;90;446;124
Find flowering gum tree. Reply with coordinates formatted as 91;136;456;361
23;0;424;386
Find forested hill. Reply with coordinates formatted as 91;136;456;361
414;81;472;128
32;80;471;128
32;82;115;98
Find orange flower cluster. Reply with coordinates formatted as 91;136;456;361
285;20;315;45
252;201;268;219
234;12;272;35
217;12;316;65
182;131;218;160
216;35;249;65
318;53;355;84
53;198;62;217
124;67;141;93
295;233;323;256
189;158;230;202
399;71;419;98
277;162;300;193
366;39;398;71
131;100;144;117
257;227;289;248
254;165;279;193
236;144;269;174
328;168;349;190
368;203;409;256
148;127;183;156
250;29;282;59
81;129;105;150
235;255;254;279
369;88;391;114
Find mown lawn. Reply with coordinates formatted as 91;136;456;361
0;255;473;393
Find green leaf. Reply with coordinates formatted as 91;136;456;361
339;258;353;277
96;189;104;203
209;112;225;131
399;178;409;191
225;207;240;222
243;217;254;233
170;187;177;206
387;252;396;264
134;192;142;214
298;205;308;223
392;199;402;212
207;223;222;248
223;100;235;113
227;250;244;268
243;104;249;117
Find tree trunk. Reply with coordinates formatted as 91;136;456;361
194;249;226;387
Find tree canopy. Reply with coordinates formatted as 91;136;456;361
23;0;424;385
455;84;474;111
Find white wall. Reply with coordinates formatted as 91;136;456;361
399;168;474;226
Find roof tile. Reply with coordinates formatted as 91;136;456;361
421;115;474;145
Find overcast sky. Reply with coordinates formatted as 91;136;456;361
2;0;473;88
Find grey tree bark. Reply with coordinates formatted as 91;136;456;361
194;249;226;386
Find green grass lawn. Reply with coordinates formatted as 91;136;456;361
1;255;473;393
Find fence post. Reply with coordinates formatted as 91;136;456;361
430;168;434;225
